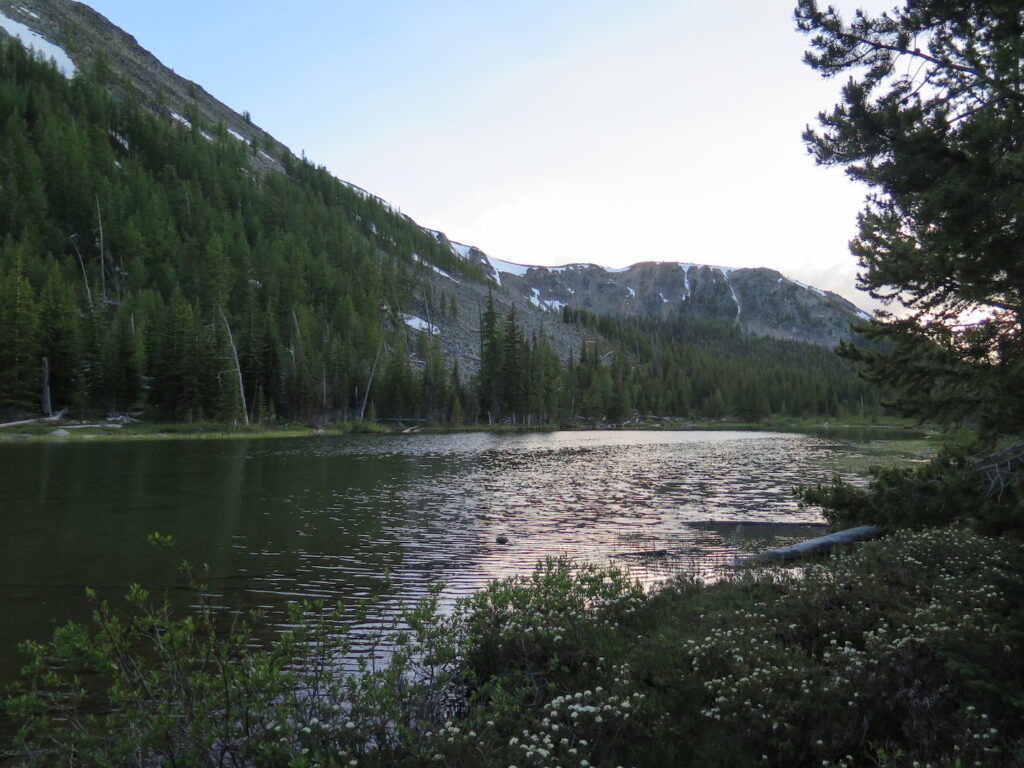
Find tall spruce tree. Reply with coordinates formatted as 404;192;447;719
797;1;1024;436
0;252;41;415
478;290;501;423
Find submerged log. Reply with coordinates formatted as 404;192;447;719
610;549;670;559
732;525;883;566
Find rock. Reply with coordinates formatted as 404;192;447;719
495;535;509;545
50;428;70;437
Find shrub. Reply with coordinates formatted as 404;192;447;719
4;562;460;767
799;441;1024;533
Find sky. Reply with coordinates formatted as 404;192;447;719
81;0;888;310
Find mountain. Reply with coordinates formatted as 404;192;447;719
0;0;867;350
0;0;881;425
474;256;868;348
0;0;291;172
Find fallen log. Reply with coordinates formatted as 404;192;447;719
731;525;883;566
0;409;67;429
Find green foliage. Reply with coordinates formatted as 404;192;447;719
560;309;882;422
473;297;881;427
0;250;41;413
5;560;460;767
797;0;1024;437
457;558;646;693
667;528;1024;766
0;37;459;423
801;439;1024;535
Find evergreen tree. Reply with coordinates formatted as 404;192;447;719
149;288;195;419
38;265;83;410
478;291;501;423
98;300;144;414
0;252;41;414
501;304;525;423
798;1;1024;436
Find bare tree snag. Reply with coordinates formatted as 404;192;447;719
219;307;249;426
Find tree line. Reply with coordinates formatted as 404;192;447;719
470;300;883;425
0;38;458;424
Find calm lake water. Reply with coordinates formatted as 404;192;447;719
0;429;877;683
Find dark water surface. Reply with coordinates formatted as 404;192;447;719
0;429;866;683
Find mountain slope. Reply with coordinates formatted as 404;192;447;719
0;1;881;425
0;0;868;349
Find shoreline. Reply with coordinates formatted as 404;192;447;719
0;416;929;444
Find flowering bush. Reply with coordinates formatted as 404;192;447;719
5;531;1023;766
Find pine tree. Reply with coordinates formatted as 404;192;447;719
501;305;525;423
478;290;501;423
0;252;41;414
798;1;1024;436
149;288;195;419
38;266;83;410
98;301;144;414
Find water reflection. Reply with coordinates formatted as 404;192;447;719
0;430;860;682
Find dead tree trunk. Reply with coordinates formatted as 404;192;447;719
41;356;52;417
68;235;93;312
95;194;106;303
731;525;884;566
219;307;249;426
358;341;384;422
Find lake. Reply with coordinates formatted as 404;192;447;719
0;428;873;684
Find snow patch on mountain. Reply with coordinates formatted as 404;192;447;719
411;253;459;283
791;279;828;297
487;256;532;280
109;131;130;152
0;11;76;77
450;242;473;259
726;275;741;320
403;315;439;335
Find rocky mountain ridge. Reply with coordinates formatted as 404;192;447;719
422;227;868;347
477;255;869;347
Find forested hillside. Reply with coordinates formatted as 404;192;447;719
0;37;882;425
0;38;471;423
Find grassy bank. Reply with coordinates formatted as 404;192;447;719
0;415;925;443
5;526;1022;767
0;418;393;442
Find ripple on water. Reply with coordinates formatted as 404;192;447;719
231;431;848;645
0;429;863;679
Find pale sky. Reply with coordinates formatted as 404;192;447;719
83;0;889;310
